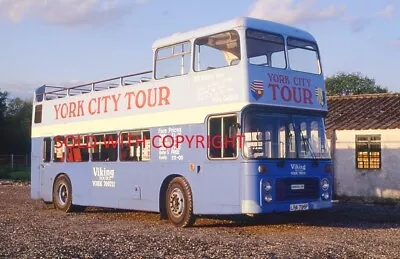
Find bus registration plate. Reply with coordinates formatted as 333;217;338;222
290;203;309;211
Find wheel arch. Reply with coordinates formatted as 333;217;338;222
52;172;85;212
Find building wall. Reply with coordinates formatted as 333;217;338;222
331;129;400;199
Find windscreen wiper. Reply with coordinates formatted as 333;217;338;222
290;117;316;160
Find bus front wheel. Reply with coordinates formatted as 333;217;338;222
165;177;195;227
53;174;74;212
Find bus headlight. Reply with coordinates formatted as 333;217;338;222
263;181;272;192
322;192;330;200
264;194;273;203
321;178;329;191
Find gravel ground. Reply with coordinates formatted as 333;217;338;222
0;181;399;258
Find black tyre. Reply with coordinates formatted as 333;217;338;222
165;177;195;227
53;174;74;212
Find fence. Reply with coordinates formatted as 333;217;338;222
0;154;30;171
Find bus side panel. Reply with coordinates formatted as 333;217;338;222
31;138;42;199
159;124;242;215
241;174;263;214
84;162;160;211
61;163;93;206
39;164;56;202
32;123;244;214
188;161;242;214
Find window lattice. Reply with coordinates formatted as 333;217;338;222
355;135;381;169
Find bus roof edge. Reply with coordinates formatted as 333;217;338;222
152;17;316;49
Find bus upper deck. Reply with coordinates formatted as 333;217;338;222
32;17;326;136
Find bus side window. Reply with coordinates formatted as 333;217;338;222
43;137;51;162
104;133;118;162
92;134;118;162
142;131;151;161
194;30;241;72
223;116;238;158
65;136;90;162
208;115;238;159
80;135;90;162
155;42;191;79
34;104;43;124
246;30;286;69
119;130;150;162
53;136;65;162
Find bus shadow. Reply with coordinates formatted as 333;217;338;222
71;203;400;229
193;203;400;229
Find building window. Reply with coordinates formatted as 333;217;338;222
355;135;381;169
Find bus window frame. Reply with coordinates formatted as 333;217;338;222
64;135;90;163
42;137;52;163
154;41;192;80
207;113;239;160
90;132;119;162
193;30;241;73
53;136;66;163
286;36;323;75
245;29;288;70
240;106;330;161
34;104;43;124
119;129;151;162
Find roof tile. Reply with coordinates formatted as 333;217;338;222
326;93;400;137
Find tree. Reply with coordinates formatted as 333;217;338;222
0;91;32;154
0;91;9;155
4;98;32;154
325;72;388;96
0;91;8;123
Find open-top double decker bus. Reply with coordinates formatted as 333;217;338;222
31;17;332;227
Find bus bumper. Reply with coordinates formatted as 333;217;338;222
241;200;332;214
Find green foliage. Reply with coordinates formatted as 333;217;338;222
0;90;32;155
10;169;30;181
0;91;8;125
0;165;30;180
325;72;388;96
0;166;10;179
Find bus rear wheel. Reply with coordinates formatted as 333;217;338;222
53;175;74;212
165;177;195;227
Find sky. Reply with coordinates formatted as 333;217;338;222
0;0;399;99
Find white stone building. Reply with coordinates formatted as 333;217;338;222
326;93;400;200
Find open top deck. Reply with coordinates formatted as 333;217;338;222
34;17;318;103
32;16;327;138
34;71;153;102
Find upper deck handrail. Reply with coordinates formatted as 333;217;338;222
36;70;153;101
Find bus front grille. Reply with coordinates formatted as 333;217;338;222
275;178;319;201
